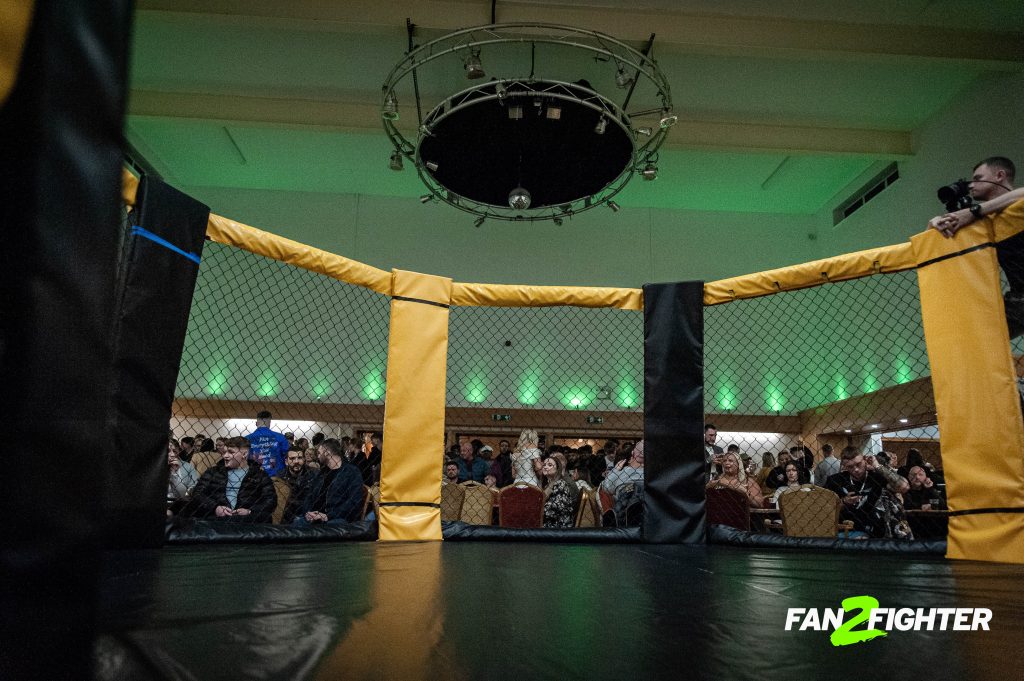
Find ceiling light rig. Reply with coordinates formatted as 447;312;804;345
381;22;675;224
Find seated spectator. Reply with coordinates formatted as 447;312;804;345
541;453;578;528
182;436;277;522
769;462;813;507
275;449;316;524
178;436;196;463
825;446;908;538
457;440;489;483
483;473;499;491
755;452;775;488
443;461;460;485
167;439;198;508
294;438;364;525
897;448;943;484
569;463;593;490
765;451;794;489
903;466;946;511
603;442;645;525
707;452;764;508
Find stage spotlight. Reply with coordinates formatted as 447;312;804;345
553;217;563;226
607;200;620;212
419;194;434;203
474;216;486;228
594;116;607;135
425;161;438;171
464;48;485;79
495;82;508;100
508;186;532;210
659;113;678;129
389;150;404;171
636;127;652;137
640;162;658;181
382;91;399;120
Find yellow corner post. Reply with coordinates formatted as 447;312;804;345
378;269;452;541
912;221;1024;564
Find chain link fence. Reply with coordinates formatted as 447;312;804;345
443;305;644;529
704;270;946;541
167;242;389;526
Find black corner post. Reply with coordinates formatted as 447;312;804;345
0;0;133;677
642;282;706;543
105;176;209;548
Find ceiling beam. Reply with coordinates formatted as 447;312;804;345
128;89;914;157
135;0;1024;68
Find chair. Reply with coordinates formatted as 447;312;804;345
775;486;854;538
459;481;495;525
497;483;544;528
705;486;752;531
271;478;292;525
574;488;600;528
368;483;380;517
440;482;465;522
598;486;616;527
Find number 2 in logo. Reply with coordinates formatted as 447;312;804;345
831;595;887;647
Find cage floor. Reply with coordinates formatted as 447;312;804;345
96;542;1024;680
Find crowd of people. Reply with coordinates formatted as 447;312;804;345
167;411;381;526
703;424;946;539
442;431;646;528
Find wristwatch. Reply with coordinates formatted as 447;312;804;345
970;204;984;219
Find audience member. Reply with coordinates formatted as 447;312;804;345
443;461;460;485
179;436;195;463
167;439;198;506
512;429;543;486
813;444;839;486
456;440;489;483
769;462;813;507
765;451;795;490
704;424;724;481
602;441;645;496
483;473;499;491
541;453;578;528
352;432;383;486
790;441;814;478
182;436;277;522
275;448;316;524
903;466;946;511
246;410;291;477
489;439;514;487
825;446;909;538
707;452;764;508
755;452;775;488
294;438;365;525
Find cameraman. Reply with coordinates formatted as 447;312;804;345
930;157;1023;236
930;157;1024;335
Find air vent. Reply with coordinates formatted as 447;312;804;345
833;162;899;226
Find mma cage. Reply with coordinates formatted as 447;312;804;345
122;169;1024;564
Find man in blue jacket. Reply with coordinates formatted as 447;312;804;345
246;410;290;477
294;438;365;525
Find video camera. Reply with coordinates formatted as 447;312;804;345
936;179;975;213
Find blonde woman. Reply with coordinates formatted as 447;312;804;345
511;429;542;486
707;452;764;508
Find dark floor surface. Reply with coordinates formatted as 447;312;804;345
96;542;1024;681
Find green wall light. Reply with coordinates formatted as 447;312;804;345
465;373;488;403
518;371;542;405
616;381;639;409
362;368;385;400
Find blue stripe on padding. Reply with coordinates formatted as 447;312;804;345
131;226;201;265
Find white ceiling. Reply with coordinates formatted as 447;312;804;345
127;1;1024;216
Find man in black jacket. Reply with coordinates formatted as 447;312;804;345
182;436;277;522
294;438;365;525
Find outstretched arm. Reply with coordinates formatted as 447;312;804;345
930;188;1024;238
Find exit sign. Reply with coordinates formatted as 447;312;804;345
492;414;511;421
586;416;604;424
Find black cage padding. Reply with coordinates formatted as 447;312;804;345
106;176;209;548
708;525;947;555
642;282;706;543
166;518;377;544
442;521;641;542
0;0;133;678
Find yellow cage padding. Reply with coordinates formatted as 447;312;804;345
452;281;642;310
0;0;35;106
377;269;452;541
912;221;1024;564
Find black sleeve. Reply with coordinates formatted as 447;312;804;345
181;469;220;518
326;467;364;521
824;474;844;497
249;471;278;523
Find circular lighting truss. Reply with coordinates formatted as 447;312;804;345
381;23;674;223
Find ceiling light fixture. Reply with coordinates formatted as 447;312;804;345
382;22;672;225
